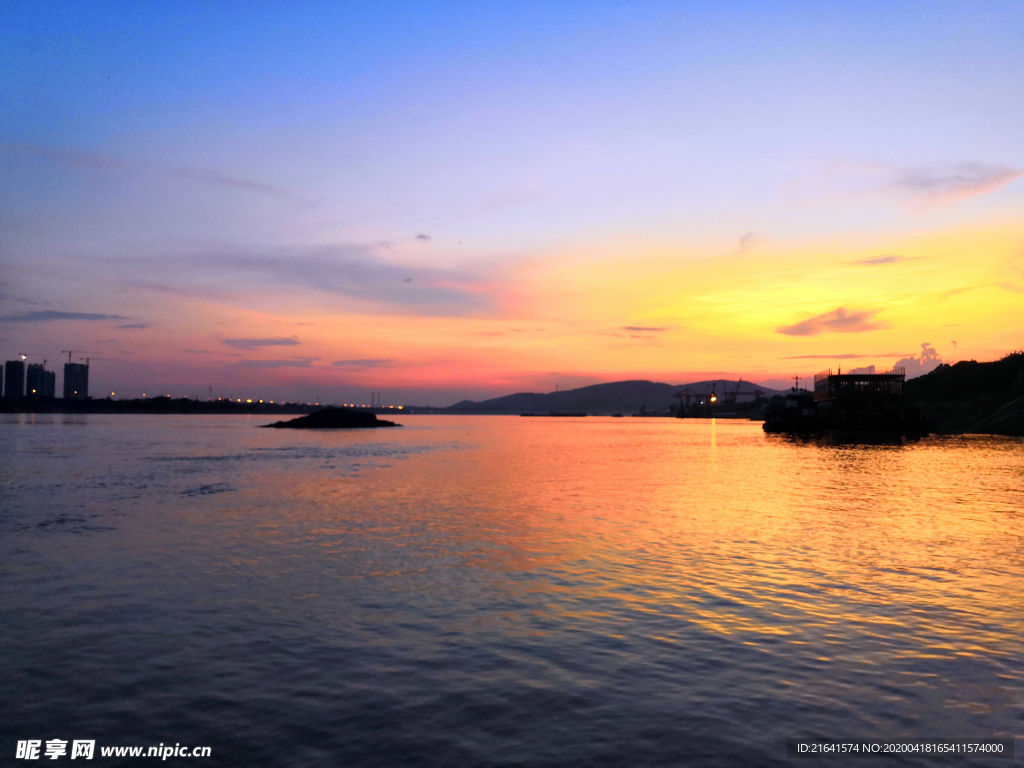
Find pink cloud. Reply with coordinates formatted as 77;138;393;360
777;307;886;336
893;163;1022;206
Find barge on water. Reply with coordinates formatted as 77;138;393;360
763;367;927;438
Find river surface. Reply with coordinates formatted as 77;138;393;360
1;414;1022;766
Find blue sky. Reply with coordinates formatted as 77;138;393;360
2;2;1022;402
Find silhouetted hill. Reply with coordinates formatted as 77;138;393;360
905;352;1024;435
440;379;782;415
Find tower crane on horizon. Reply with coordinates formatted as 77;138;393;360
61;350;98;364
7;352;58;366
725;378;744;403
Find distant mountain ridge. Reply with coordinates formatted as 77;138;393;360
438;379;784;415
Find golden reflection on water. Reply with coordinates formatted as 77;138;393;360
209;416;1024;670
4;412;1023;755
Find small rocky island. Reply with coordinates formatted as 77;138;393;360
263;407;401;429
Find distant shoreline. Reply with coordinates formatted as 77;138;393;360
3;403;1022;437
3;350;1021;437
0;399;756;419
1;397;330;416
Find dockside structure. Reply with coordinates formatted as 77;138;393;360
812;366;926;435
764;366;926;436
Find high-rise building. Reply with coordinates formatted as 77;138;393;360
27;363;56;398
4;360;25;398
63;362;89;399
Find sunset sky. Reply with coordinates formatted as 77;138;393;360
2;2;1022;404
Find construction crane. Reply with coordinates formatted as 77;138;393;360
724;378;744;403
61;350;98;364
724;378;766;403
9;351;53;362
673;384;717;411
675;378;772;418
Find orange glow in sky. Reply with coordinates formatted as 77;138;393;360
2;5;1022;403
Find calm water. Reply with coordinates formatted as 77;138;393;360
2;414;1022;766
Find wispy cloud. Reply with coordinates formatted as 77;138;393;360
223;338;300;350
854;255;904;266
169;168;309;203
782;352;913;359
0;141;310;203
473;185;544;216
737;231;762;256
996;251;1024;294
332;358;394;369
0;310;126;323
123;246;494;316
939;285;985;300
415;233;432;241
893;163;1022;206
234;357;319;369
622;326;668;332
117;323;147;329
777;307;886;336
